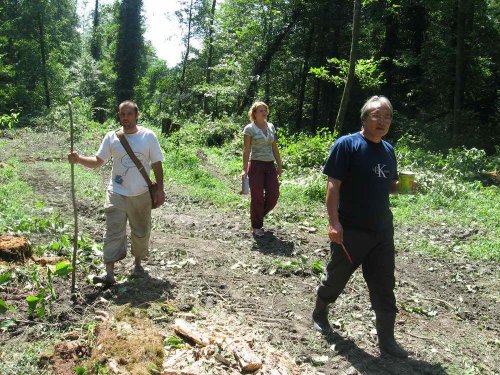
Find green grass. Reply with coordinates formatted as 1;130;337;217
162;142;242;208
0;162;43;232
0;341;52;375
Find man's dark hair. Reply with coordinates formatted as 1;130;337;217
118;100;139;114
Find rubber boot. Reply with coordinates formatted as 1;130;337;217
376;311;408;358
312;297;332;334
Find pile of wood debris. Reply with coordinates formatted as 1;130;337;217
163;310;316;375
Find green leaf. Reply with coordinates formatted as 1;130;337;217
0;299;8;314
26;295;39;315
74;366;86;375
53;261;73;277
311;260;325;274
0;319;16;330
0;273;12;285
165;336;184;349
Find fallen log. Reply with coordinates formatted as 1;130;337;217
173;319;211;346
232;342;262;372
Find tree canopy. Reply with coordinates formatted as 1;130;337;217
0;0;498;151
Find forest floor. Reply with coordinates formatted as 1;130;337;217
0;130;499;375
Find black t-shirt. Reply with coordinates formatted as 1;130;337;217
323;132;398;231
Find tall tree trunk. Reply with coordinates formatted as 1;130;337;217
180;0;193;98
380;0;399;101
406;1;427;110
115;0;143;103
90;0;100;60
37;11;50;108
335;0;361;134
203;0;216;114
295;24;315;131
452;0;471;146
237;6;303;115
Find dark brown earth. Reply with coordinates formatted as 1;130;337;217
0;131;498;374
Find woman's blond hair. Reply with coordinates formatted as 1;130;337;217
248;101;269;122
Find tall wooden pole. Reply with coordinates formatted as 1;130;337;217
68;102;79;294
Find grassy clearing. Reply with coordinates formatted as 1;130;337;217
163;118;499;261
0;161;47;233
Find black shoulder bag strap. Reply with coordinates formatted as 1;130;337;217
115;129;154;188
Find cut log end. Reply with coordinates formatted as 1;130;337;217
0;235;32;262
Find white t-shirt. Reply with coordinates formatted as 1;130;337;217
96;126;165;196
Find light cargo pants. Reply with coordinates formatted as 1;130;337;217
103;190;152;264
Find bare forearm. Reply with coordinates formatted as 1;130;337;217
243;151;250;173
272;143;282;168
326;178;341;226
72;154;104;169
390;180;399;194
151;161;164;188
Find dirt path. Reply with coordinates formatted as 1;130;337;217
1;132;499;374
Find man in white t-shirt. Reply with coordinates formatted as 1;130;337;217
68;100;165;285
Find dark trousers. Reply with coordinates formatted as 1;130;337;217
248;160;280;229
317;226;397;313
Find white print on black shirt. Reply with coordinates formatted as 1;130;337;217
372;164;390;178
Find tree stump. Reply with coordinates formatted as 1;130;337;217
0;235;32;262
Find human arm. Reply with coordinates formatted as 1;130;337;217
390;179;399;194
151;161;165;207
67;152;105;169
242;134;252;177
326;177;343;244
272;141;282;176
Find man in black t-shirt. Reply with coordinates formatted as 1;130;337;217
312;96;408;359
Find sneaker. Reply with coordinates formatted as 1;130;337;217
253;228;265;237
93;273;116;286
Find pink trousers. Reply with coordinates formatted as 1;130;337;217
248;160;280;229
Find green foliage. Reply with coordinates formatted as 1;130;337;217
0;272;12;285
279;127;337;171
168;115;240;147
0;112;20;130
270;255;325;276
396;135;497;200
0;299;12;314
164;336;185;349
0;341;52;374
309;58;385;89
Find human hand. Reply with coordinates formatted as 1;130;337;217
241;170;248;178
154;188;166;207
68;151;79;164
276;164;282;177
328;222;343;244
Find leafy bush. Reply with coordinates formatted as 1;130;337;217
396;134;498;201
0;112;20;130
279;127;337;172
31;98;97;133
167;114;240;147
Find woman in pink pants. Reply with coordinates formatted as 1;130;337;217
242;102;283;237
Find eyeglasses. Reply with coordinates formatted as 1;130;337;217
369;115;392;121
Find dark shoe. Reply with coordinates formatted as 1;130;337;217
130;264;145;277
376;311;409;359
312;297;332;334
93;273;116;286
